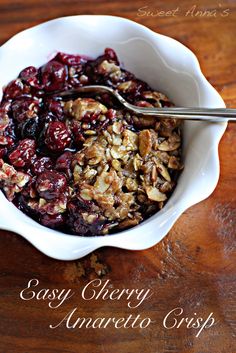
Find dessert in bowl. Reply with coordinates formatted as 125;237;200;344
0;15;226;260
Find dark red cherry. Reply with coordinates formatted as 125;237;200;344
41;60;67;91
45;121;71;152
36;170;67;200
8;139;36;168
11;97;39;123
40;213;65;228
32;157;53;174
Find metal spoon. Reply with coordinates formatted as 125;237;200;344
56;85;236;122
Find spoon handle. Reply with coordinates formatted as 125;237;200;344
126;105;236;122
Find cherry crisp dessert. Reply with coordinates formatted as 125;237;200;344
0;48;183;236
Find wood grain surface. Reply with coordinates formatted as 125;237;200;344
0;1;235;352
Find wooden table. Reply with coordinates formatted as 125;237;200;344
0;1;235;352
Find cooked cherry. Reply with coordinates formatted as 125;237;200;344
55;151;72;170
40;213;65;228
0;148;6;158
4;79;24;99
0;101;11;114
8;139;36;168
67;202;104;236
41;60;67;91
19;66;42;88
104;48;118;63
19;66;42;89
21;177;37;198
45;99;63;119
70;121;84;146
12;97;39;123
106;108;116;120
36;170;67;200
56;52;84;66
45;121;71;152
0;135;14;148
20;66;38;81
32;156;53;174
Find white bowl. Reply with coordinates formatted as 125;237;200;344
0;15;226;260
